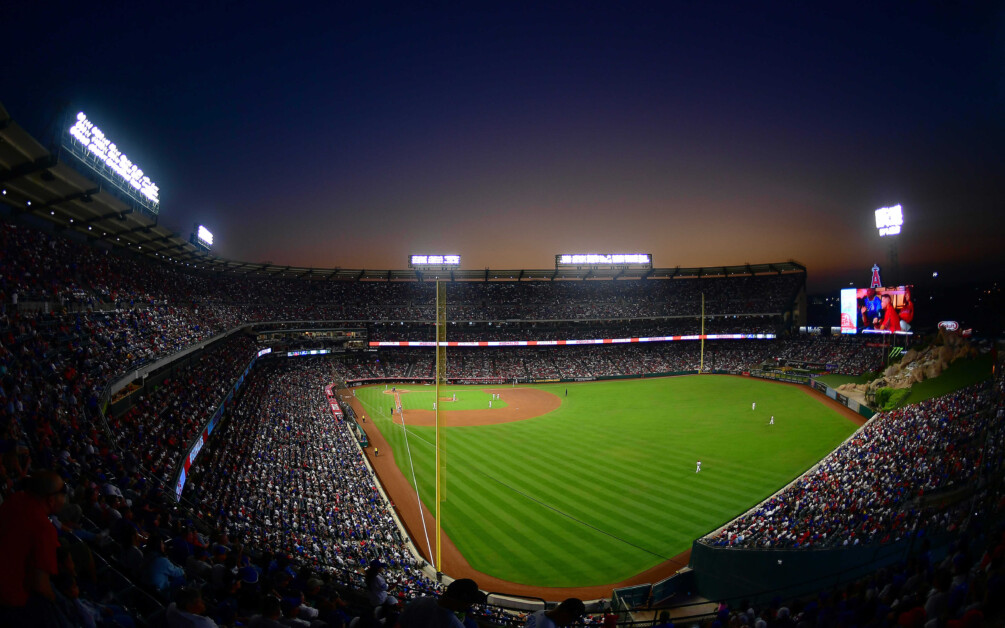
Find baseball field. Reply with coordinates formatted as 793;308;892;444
350;376;862;590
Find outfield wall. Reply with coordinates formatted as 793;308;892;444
687;530;956;605
810;378;876;420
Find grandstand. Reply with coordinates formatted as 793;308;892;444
1;103;1003;627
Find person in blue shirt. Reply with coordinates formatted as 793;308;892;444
860;289;882;330
142;533;186;597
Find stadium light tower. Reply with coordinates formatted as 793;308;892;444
875;204;903;285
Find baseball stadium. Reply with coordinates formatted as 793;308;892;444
0;99;1002;628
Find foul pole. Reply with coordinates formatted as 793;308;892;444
700;292;705;372
434;281;447;573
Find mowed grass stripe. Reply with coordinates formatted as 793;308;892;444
416;415;816;562
462;455;671;562
435;430;679;581
443;479;598;579
369;376;857;586
447;429;691;552
444;422;820;543
463;445;696;551
450;424;784;538
433;433;789;573
443;464;632;584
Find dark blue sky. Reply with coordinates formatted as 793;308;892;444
5;1;1004;291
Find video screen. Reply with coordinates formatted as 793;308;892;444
840;286;915;335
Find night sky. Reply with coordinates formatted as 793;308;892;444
5;1;1004;292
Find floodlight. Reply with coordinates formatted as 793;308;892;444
556;253;652;268
197;225;214;246
65;112;160;211
409;254;461;268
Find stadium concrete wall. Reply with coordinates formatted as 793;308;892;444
687;532;955;605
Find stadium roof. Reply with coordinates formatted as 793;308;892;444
1;102;805;282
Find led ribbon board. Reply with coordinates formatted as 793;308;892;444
370;334;775;347
556;253;652;268
65;112;160;213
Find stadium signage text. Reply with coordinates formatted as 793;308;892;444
875;204;903;237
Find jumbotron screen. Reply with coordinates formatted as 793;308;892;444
840;286;915;335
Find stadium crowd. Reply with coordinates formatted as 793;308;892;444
364;317;782;342
106;334;258;485
1;222;802;325
184;360;427;590
331;341;865;383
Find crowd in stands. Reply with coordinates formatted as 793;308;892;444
185;360;427;590
770;335;885;375
0;262;499;625
0;306;362;625
106;334;258;485
1;222;802;325
333;342;795;383
364;317;781;343
3;218;891;380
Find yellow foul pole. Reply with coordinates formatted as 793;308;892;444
700;292;705;372
434;281;447;572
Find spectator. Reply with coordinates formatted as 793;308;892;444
165;587;218;628
525;598;586;628
398;578;486;628
0;469;66;626
142;533;187;598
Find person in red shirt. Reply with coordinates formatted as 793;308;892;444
880;294;901;333
899;288;915;332
0;469;66;625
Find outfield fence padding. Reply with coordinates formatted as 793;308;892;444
689;529;956;605
612;583;651;610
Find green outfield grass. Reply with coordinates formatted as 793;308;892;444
901;355;993;405
355;377;860;587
